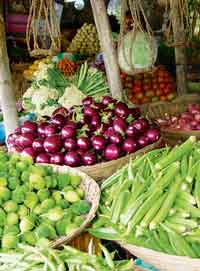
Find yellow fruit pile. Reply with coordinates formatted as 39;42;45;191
68;23;100;56
23;56;51;80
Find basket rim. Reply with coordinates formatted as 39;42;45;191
119;242;200;262
36;163;101;248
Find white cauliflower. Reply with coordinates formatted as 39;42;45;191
33;62;54;81
23;86;35;99
31;86;59;106
58;85;86;109
37;105;58;117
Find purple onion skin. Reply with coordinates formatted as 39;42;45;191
82;97;94;106
21;121;37;134
113;117;127;135
104;144;120;161
82;152;97;166
145;129;160;143
115;102;129;119
64;138;77;151
137;136;149;148
17;133;35;148
45;124;57;137
50;114;66;128
50;153;64;165
109;132;123;145
102;96;114;105
43;135;62;153
61;126;76;139
64;151;81;167
91;135;106;151
32;138;44;153
77;137;91;151
21;147;36;160
38;122;48;138
36;153;50;164
122;138;138;154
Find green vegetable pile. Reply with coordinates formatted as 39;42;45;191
90;136;200;258
72;62;109;97
0;243;134;271
0;152;91;251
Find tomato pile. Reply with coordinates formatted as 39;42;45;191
121;66;177;105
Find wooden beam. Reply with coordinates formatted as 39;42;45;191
170;0;187;95
0;2;18;139
90;0;123;100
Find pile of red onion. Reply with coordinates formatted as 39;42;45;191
7;96;160;167
156;104;200;131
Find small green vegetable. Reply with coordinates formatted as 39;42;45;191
37;189;50;202
6;212;18;225
1;233;18;250
24;192;38;210
64;190;80;203
71;200;91;215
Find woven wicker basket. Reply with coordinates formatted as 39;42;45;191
37;164;100;248
120;243;200;271
142;96;200;145
77;138;163;182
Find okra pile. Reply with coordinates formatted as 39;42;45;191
90;136;200;258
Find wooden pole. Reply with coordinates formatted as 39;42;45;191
0;2;18;139
170;0;187;95
90;0;123;100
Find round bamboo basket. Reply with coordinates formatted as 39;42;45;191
77;138;163;182
37;164;100;248
120;243;200;271
142;95;200;145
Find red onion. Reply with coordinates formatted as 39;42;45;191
122;138;138;154
109;132;122;145
61;125;76;139
64;138;77;151
137;136;149;148
91;135;106;151
129;107;141;119
17;133;35;148
102;96;114;105
43;135;62;153
21;121;37;134
64;151;81;167
50;153;64;165
9;146;23;153
36;153;50;164
45;124;57;137
113;117;127;135
77;137;90;151
14;127;21;134
145;129;160;143
94;102;105;111
195;113;200;122
115;102;129;119
82;151;97;166
126;124;139;138
84;106;98;117
50;114;65;128
103;127;114;139
7;134;17;146
65;120;78;130
32;138;44;153
104;144;120;161
38;122;48;137
52;107;68;117
82;96;94;106
21;147;36;160
90;115;101;131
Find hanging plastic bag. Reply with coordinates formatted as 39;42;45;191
107;0;121;19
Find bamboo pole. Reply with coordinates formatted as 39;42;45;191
90;0;123;100
170;0;187;95
0;2;18;139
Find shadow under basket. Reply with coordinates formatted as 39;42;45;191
38;164;100;248
142;98;200;146
120;243;200;271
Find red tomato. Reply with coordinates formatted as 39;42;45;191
160;95;167;101
152;83;159;90
158;77;164;83
132;85;142;93
143;83;152;91
159;83;166;89
135;92;144;100
134;79;142;87
120;73;126;79
156;90;162;96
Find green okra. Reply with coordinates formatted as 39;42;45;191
155;136;196;170
157;227;176;254
127;188;163;232
177;191;196;205
190;243;200;258
161;223;197;258
89;227;120;241
175;199;200;218
140;193;166;228
164;221;186;234
151;230;173;254
111;190;130;224
181;155;188;178
194;179;200;208
166;216;198;230
186;160;200;183
149;175;182;230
